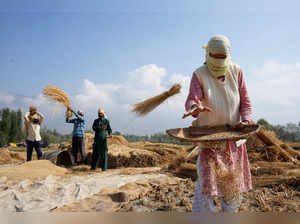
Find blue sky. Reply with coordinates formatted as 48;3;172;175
1;0;300;134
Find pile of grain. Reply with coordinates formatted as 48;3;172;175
0;149;26;164
107;135;128;146
0;160;67;181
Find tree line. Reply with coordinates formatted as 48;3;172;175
114;131;191;145
0;108;24;146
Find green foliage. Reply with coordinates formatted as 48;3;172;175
0;108;24;147
0;131;6;147
113;131;121;136
0;108;11;142
9;110;18;143
40;127;70;146
123;132;191;145
16;109;24;142
257;118;273;131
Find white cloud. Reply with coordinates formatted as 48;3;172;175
248;60;300;124
75;80;121;109
0;92;15;105
72;64;191;135
128;64;167;89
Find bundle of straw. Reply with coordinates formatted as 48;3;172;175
43;85;71;108
131;83;181;116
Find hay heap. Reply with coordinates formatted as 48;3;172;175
248;128;300;187
85;144;162;168
131;84;181;116
0;160;67;181
0;149;26;164
107;135;129;146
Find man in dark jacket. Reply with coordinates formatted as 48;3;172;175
91;108;112;171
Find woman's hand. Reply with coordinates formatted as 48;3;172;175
67;106;73;112
182;103;212;119
233;120;250;130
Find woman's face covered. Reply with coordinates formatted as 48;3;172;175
205;35;231;78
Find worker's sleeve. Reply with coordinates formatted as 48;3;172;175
238;68;252;122
185;72;204;111
73;112;84;122
66;118;75;123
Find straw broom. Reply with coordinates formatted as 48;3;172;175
131;83;181;116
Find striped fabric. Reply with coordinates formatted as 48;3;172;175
66;112;85;137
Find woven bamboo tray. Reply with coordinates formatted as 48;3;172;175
166;124;260;143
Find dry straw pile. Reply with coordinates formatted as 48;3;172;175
132;83;181;116
0;149;26;164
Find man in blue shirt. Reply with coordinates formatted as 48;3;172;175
66;108;86;165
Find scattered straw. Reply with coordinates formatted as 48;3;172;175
131;83;181;116
207;161;241;202
43;85;71;108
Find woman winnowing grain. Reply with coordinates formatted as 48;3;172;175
184;35;252;212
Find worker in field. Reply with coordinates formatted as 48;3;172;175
90;108;112;171
184;35;252;212
66;107;86;165
24;106;44;161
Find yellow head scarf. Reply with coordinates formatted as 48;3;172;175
205;35;231;78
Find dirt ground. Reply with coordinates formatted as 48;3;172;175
53;175;300;212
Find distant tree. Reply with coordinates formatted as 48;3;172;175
0;131;6;147
16;109;24;141
9;110;18;143
257;118;273;131
0;108;11;142
113;131;121;135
